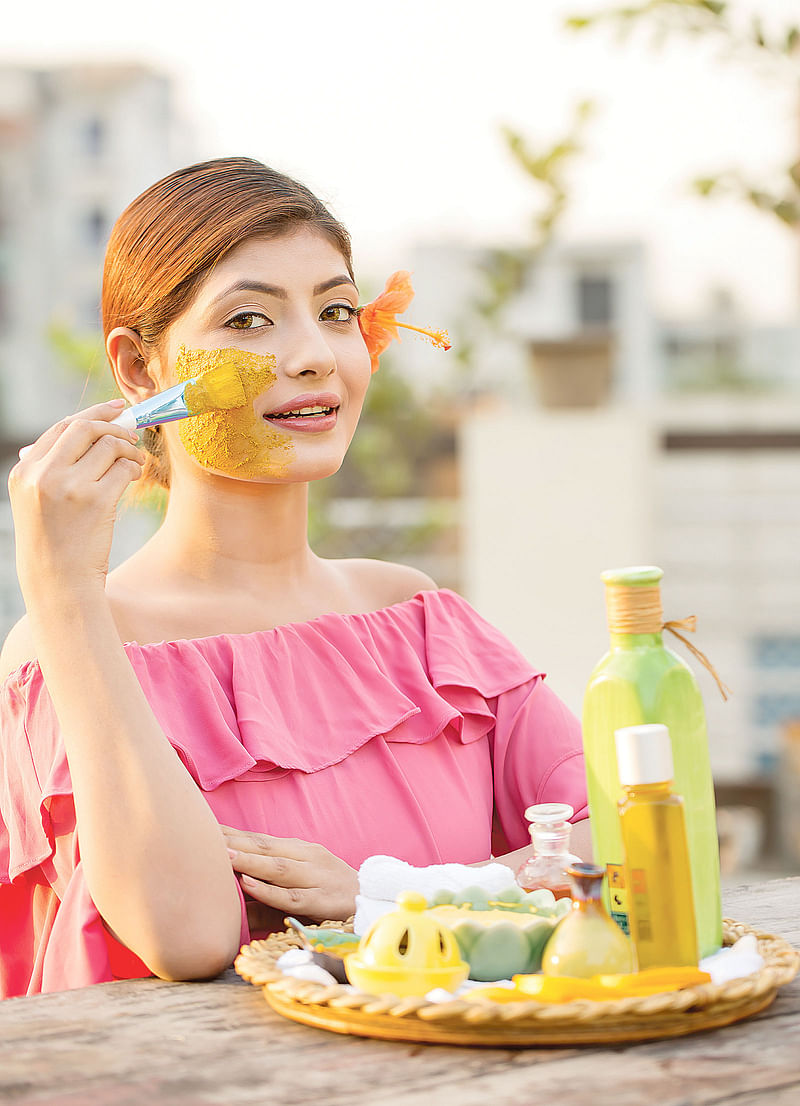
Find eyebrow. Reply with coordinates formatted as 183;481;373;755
206;275;358;311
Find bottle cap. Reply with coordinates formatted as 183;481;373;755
601;565;663;587
614;723;674;785
524;803;574;825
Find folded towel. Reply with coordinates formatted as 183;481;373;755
354;854;516;934
700;934;764;983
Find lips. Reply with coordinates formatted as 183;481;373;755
261;392;340;432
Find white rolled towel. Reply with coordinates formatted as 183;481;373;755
700;934;765;984
353;854;516;935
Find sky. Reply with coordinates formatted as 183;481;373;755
3;0;799;322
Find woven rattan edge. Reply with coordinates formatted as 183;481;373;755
234;917;799;1030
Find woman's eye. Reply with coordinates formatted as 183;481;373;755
320;304;357;323
225;311;270;330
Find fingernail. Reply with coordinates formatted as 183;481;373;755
227;848;238;861
18;446;32;459
110;398;126;407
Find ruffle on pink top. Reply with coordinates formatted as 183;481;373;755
0;589;586;997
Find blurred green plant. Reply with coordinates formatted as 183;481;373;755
501;99;598;253
309;352;455;559
47;322;115;403
666;351;779;394
447;101;598;394
566;0;800;229
476;101;598;329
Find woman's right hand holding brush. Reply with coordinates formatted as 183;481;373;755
6;398;243;981
9;399;145;609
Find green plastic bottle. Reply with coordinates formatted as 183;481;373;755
582;566;722;958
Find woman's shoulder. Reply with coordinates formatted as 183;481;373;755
332;557;438;611
0;615;36;684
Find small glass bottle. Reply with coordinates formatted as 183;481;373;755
541;863;634;977
615;723;699;969
516;803;581;899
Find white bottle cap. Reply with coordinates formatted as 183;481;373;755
524;803;574;825
614;724;674;786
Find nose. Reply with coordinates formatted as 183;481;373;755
279;317;337;380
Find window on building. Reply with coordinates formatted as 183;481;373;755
753;694;800;728
751;636;800;768
84;117;105;158
576;274;614;328
84;208;107;250
753;636;800;669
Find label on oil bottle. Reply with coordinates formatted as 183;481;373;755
606;864;630;935
630;868;652;942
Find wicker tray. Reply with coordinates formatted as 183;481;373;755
234;918;799;1047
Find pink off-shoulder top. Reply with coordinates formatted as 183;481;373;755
0;588;586;998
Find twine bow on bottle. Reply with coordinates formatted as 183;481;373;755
662;617;731;701
604;583;731;701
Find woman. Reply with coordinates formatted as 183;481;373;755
0;157;589;997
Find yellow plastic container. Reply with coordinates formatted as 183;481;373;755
345;891;469;997
615;723;699;969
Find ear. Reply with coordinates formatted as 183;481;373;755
106;328;163;404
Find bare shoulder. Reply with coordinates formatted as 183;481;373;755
0;615;37;682
337;558;438;610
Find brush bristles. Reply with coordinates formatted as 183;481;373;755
183;365;248;413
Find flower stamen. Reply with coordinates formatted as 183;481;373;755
358;270;451;372
394;321;451;350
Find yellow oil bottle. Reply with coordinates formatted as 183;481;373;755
615;723;699;969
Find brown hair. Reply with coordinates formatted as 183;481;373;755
102;156;354;488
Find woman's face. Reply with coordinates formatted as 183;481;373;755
154;227;371;484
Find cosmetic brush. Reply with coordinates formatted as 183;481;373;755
112;362;249;432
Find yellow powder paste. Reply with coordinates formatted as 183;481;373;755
173;345;293;478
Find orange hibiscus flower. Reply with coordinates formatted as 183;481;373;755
358;270;451;373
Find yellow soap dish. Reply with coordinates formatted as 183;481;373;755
344;891;469;997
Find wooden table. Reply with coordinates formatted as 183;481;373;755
1;878;798;1106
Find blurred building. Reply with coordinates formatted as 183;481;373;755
0;62;192;628
396;239;800;865
0;63;190;441
393;240;660;404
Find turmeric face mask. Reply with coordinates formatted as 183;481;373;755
172;345;293;478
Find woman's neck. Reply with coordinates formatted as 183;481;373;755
129;475;316;593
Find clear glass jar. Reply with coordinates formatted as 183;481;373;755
515;803;581;899
541;863;634;977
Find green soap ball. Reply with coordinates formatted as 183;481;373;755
525;888;558;912
494;885;525;904
521;918;557;973
428;889;455;906
553;897;572;919
467;925;532;982
450;920;483;960
452;886;490;911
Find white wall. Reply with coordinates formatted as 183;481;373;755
460;397;800;780
460;404;656;716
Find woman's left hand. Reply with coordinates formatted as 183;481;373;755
220;826;359;925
